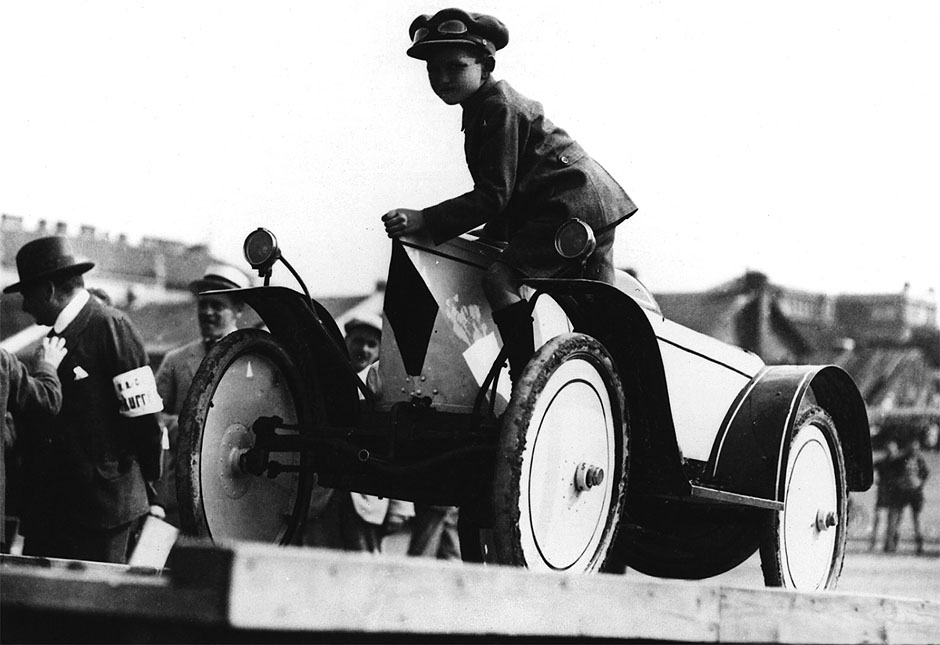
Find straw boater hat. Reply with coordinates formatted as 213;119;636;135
189;264;251;295
3;236;95;294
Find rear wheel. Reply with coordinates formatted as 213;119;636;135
760;406;847;589
177;329;313;544
492;333;628;572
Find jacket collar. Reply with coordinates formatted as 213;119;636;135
53;289;90;334
461;76;499;131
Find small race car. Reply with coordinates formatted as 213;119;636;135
176;224;873;591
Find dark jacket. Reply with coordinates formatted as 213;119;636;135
1;349;63;545
423;78;637;252
19;296;163;534
152;338;208;526
1;349;63;436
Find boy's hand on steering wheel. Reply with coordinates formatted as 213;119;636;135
382;208;425;238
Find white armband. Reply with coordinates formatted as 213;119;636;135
113;366;164;418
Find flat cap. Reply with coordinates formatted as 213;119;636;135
407;8;509;59
344;313;383;336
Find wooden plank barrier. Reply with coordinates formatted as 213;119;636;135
2;541;938;643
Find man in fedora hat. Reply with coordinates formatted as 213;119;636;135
152;263;250;527
3;236;164;563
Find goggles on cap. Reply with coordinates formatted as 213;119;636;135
412;19;469;45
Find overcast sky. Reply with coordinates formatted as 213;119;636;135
2;1;937;300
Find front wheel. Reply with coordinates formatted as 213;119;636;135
177;329;313;545
759;406;848;589
492;332;628;573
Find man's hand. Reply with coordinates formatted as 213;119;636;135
382;209;425;238
38;336;68;369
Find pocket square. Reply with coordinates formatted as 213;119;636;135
73;366;89;380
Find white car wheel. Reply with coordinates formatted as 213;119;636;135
493;333;628;572
178;329;311;544
760;406;847;589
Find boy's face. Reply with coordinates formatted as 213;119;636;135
425;47;486;105
346;326;381;373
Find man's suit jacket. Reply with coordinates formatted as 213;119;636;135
19;297;162;535
153;339;207;523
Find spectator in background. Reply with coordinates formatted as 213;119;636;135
884;436;930;555
1;338;69;552
153;264;250;527
2;236;163;563
87;287;112;306
869;438;902;553
304;315;413;552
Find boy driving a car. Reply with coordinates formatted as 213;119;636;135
382;8;637;385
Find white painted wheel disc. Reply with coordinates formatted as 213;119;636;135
780;423;838;589
518;359;616;571
200;352;302;542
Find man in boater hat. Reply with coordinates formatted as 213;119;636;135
153;263;250;527
3;236;163;563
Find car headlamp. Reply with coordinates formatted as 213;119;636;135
243;228;281;274
554;218;596;260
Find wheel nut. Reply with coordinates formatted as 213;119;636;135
574;463;605;491
815;509;837;531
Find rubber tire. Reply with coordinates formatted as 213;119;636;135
177;328;313;545
492;332;628;573
759;406;848;589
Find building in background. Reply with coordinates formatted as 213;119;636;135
1;216;375;368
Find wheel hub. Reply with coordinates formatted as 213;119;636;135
218;423;252;499
815;509;837;532
574;462;605;492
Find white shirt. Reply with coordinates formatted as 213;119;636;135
53;288;90;334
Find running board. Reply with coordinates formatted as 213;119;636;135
690;485;783;510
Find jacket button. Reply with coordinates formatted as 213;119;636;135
560;155;570;164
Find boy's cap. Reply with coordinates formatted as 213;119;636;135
344;313;383;336
407;8;509;60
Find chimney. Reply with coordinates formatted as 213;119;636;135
1;214;23;231
37;219;48;233
80;224;96;238
55;221;68;235
744;270;769;291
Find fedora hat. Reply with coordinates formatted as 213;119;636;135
3;236;95;294
189;263;251;295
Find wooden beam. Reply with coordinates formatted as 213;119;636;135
3;543;939;643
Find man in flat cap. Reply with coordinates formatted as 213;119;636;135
152;264;250;527
383;7;637;387
3;236;163;563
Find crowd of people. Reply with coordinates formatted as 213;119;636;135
868;434;932;555
1;235;461;563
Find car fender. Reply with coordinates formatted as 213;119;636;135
209;285;361;425
524;278;691;498
704;364;873;500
